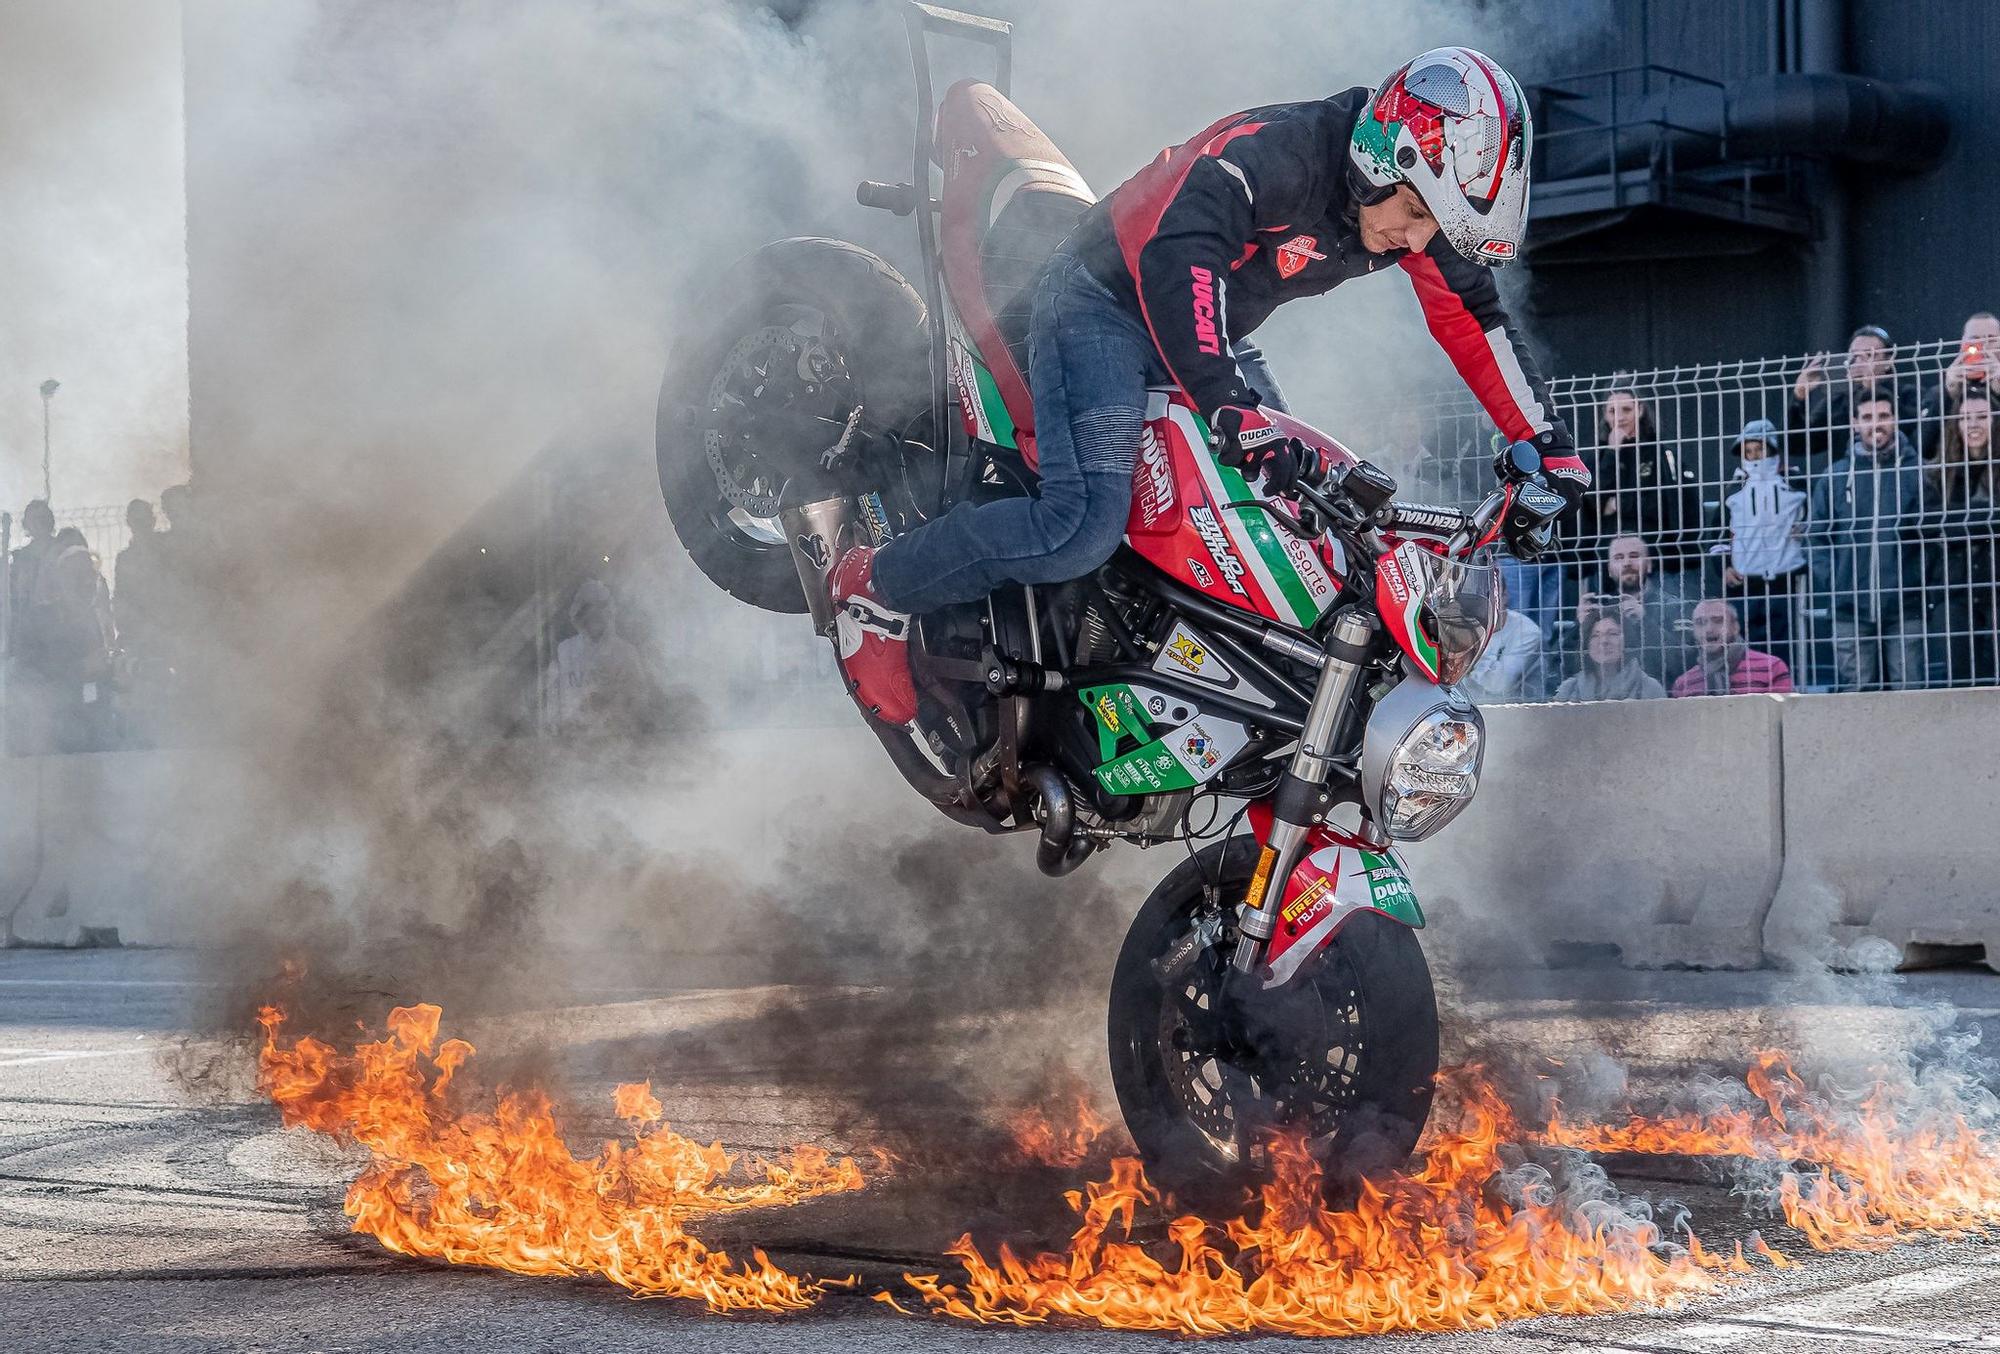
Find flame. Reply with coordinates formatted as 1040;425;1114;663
1007;1092;1112;1168
1542;1050;2000;1250
904;1057;2000;1336
257;1003;870;1311
903;1076;1735;1335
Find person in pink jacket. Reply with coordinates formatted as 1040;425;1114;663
1671;598;1793;697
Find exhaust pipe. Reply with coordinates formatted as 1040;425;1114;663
1025;765;1095;877
780;495;855;637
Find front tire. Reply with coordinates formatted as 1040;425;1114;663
1107;837;1439;1208
656;237;929;614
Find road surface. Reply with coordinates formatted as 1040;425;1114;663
3;945;1998;1352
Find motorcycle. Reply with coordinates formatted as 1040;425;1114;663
656;2;1566;1201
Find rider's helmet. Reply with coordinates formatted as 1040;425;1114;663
1348;47;1532;267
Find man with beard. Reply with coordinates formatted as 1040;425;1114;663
1572;533;1687;687
1807;394;1927;691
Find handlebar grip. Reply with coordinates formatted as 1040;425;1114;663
856;180;918;216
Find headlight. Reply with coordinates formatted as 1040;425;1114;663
1360;678;1486;841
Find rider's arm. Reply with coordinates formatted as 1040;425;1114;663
1398;238;1591;504
1123;118;1319;417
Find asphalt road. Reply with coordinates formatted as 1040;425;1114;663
4;945;2000;1352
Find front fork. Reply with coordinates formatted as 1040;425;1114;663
1230;608;1379;976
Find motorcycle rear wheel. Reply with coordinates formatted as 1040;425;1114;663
655;237;930;613
1107;837;1438;1210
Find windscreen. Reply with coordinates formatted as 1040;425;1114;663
1410;554;1504;686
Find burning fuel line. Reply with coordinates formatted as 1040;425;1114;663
257;1003;2000;1334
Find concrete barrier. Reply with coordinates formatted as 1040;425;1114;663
1403;694;1786;969
1764;687;2000;973
2;749;247;947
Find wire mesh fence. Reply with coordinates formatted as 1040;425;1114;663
1367;335;1998;700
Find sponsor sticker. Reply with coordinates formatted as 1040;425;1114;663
1275;233;1326;280
1182;725;1221;772
1094;693;1121;734
1187;558;1215;588
1166;631;1207;674
1281;875;1331;927
1478;237;1516;261
1189;505;1251;598
1134;424;1178;529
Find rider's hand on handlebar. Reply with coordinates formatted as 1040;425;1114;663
1210;405;1309;494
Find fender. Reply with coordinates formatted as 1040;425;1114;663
1245;803;1424;989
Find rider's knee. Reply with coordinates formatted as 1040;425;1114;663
1020;475;1130;584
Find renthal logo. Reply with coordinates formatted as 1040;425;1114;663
1394;505;1464;535
1188;506;1249;597
1136;423;1176;526
1189;266;1222;356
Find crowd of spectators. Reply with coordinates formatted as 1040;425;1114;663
1375;312;2000;702
3;484;214;752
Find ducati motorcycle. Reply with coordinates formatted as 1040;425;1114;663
656;3;1566;1200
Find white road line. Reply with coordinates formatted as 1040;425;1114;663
0;978;214;988
0;1048;154;1068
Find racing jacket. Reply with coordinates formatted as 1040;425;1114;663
1069;89;1587;497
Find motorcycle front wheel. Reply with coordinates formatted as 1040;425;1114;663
1107;836;1439;1209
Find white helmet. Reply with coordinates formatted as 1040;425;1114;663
1348;47;1532;266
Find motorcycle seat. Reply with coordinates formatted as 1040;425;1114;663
935;80;1095;448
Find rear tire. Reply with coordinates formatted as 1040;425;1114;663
656;237;929;613
1107;837;1439;1210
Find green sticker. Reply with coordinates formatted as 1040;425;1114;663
1356;850;1425;928
1093;737;1200;796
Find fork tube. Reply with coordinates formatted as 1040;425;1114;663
1231;608;1378;975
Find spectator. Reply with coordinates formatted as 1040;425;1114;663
1573;533;1688;687
1936;312;2000;422
4;500;63;753
25;528;115;751
1704;417;1808;669
1571;385;1691;574
1806;393;1927;691
1919;388;2000;686
1670;599;1793;697
114;498;166;655
1554;608;1666;702
1462;607;1544;703
549;580;649;737
1789;324;1926;475
5;499;58;652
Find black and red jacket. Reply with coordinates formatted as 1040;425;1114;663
1069;89;1587;494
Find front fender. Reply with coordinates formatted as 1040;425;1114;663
1256;827;1424;989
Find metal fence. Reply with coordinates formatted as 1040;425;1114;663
1367;335;1997;701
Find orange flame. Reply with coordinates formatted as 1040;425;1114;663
256;1003;870;1311
1007;1092;1112;1168
1542;1050;2000;1251
903;1057;2000;1336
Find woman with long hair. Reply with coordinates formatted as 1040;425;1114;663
1923;387;2000;685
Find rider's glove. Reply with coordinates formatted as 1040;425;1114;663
1210;404;1306;492
1492;428;1589;515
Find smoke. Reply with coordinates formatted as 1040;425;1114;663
0;0;189;511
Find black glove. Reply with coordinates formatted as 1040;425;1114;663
1210;404;1307;492
1492;429;1589;515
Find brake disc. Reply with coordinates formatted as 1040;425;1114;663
702;318;850;518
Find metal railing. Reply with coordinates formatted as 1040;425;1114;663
1369;335;1998;701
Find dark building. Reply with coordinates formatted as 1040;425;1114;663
1505;0;1982;373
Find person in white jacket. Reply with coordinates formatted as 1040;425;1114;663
1707;418;1807;671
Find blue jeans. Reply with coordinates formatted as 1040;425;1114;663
1498;558;1563;643
873;252;1281;615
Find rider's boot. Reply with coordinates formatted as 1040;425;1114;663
829;545;919;727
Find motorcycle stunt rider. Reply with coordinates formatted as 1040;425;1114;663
830;47;1589;726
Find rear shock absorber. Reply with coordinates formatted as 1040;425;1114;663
1231;607;1378;975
